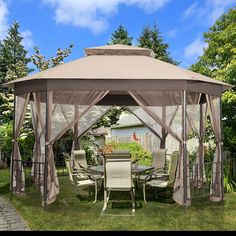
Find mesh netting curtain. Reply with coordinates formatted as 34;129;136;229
128;90;191;206
30;90;109;205
30;92;46;194
186;94;207;188
12;93;30;193
71;105;111;166
206;95;223;202
128;105;179;150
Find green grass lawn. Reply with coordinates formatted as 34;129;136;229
0;168;236;231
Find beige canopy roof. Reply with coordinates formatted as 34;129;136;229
3;44;233;95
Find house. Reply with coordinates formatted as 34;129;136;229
107;112;179;154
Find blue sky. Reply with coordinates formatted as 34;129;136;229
0;0;235;69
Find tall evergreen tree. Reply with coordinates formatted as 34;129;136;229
0;21;31;125
0;21;30;93
108;25;133;45
101;25;132;129
137;23;178;65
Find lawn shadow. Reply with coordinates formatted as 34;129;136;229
0;183;10;195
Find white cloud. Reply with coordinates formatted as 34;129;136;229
21;29;34;50
166;28;177;38
0;0;8;40
42;0;170;34
182;0;235;26
206;0;235;25
182;3;198;19
184;38;207;59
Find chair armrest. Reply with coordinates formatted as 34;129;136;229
151;168;168;174
144;173;160;182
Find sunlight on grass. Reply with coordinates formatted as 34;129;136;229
0;168;236;230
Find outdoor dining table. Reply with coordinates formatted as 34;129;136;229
88;164;154;175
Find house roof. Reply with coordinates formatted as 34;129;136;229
112;113;143;129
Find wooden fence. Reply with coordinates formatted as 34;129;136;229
106;133;160;153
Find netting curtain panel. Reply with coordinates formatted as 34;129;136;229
71;105;112;161
128;90;212;206
12;93;30;193
128;90;191;206
186;95;207;189
206;95;223;201
128;90;223;205
12;91;109;204
128;105;179;153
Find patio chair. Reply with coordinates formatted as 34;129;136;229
102;152;135;214
142;150;179;203
137;149;167;183
63;153;98;203
72;150;88;171
72;149;102;180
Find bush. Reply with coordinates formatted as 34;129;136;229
0;121;35;165
104;142;152;166
83;144;97;165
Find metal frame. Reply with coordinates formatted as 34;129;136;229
182;90;188;206
220;96;224;200
10;95;16;201
43;91;49;208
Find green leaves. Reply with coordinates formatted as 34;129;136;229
0;21;30;92
137;23;179;65
31;44;73;71
191;6;236;152
108;25;133;45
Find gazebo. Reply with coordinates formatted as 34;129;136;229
4;44;233;207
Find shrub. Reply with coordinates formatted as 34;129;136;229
82;144;98;165
104;142;152;166
0;121;35;165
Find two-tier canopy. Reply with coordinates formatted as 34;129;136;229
4;44;233;207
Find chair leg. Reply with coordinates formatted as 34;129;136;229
93;181;98;203
143;183;147;204
130;188;135;213
102;189;108;212
107;190;111;202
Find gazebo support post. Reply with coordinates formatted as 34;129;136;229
198;103;204;188
220;97;224;200
73;105;80;150
43;91;52;208
182;90;188;207
10;95;16;201
160;106;166;149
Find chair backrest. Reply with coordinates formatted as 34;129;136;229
64;153;74;183
104;153;132;189
73;150;87;169
168;151;179;184
112;149;130;154
152;149;167;170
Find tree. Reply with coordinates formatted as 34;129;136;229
0;21;30;92
94;107;128;129
0;22;30;125
31;44;73;71
137;23;178;148
0;22;33;165
108;25;133;45
190;6;236;152
100;25;132;129
137;23;178;65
